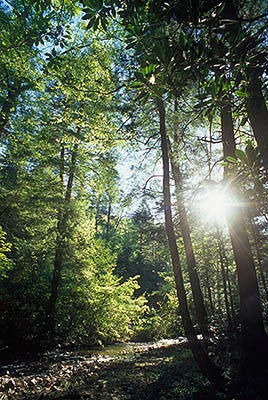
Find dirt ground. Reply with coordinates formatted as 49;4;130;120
0;339;217;400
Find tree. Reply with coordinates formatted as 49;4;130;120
168;100;209;340
116;203;170;302
1;1;268;396
0;16;138;349
0;0;78;140
46;141;78;335
0;226;13;278
220;97;268;392
157;97;226;389
79;0;268;396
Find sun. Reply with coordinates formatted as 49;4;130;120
195;185;235;223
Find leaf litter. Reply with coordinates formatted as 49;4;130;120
0;338;213;400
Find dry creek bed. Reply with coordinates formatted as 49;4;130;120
0;338;194;400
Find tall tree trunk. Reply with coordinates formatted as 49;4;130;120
223;249;237;325
157;97;226;390
205;269;214;314
248;217;268;303
201;242;214;313
220;102;268;385
216;226;232;330
169;100;208;338
46;142;78;335
245;75;268;179
219;0;268;179
215;257;222;314
170;157;209;339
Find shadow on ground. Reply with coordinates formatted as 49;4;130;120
0;342;222;399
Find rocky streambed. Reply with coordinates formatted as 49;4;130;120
0;337;222;400
1;338;200;400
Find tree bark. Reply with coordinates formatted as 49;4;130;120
219;0;268;179
170;157;209;339
216;226;232;330
245;75;268;180
223;247;237;325
157;97;226;390
220;101;268;384
248;217;268;303
169;100;209;338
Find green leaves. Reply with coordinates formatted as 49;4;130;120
137;92;150;105
245;142;256;166
235;149;247;164
58;235;148;346
141;64;156;76
127;64;158;105
226;156;237;164
225;142;262;173
0;226;13;279
81;0;117;31
235;89;248;99
235;143;260;168
128;81;144;89
178;31;187;48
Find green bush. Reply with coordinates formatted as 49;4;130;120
56;237;148;346
0;226;13;278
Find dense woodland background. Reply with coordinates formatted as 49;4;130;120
0;0;268;398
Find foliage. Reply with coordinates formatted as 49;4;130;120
0;2;148;350
1;0;268;397
116;205;170;296
144;282;182;340
0;226;13;278
57;233;148;345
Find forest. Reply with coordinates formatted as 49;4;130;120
0;0;268;399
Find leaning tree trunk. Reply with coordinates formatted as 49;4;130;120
220;101;268;389
157;97;226;390
170;156;209;339
169;100;209;339
46;142;78;335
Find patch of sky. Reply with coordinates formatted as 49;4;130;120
116;144;163;220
